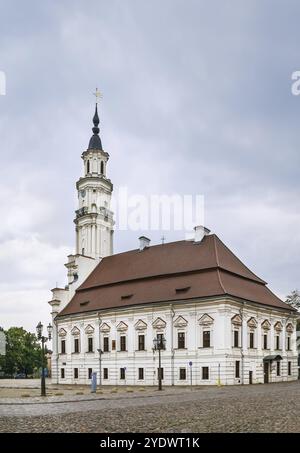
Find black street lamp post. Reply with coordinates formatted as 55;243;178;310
97;348;103;387
36;321;52;397
153;335;166;391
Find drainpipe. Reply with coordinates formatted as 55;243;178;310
98;314;102;387
170;304;175;386
239;302;245;385
54;319;59;385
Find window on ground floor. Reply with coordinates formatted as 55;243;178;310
88;368;93;379
120;368;126;380
288;361;292;376
103;368;108;380
235;361;240;379
61;368;65;379
202;367;209;380
179;368;186;380
74;368;78;379
138;368;144;380
276;361;281;376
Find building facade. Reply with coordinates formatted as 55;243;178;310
49;101;298;386
51;299;297;386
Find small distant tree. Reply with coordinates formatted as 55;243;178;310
285;290;300;330
286;289;300;311
0;327;42;377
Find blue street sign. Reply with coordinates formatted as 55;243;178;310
189;361;193;366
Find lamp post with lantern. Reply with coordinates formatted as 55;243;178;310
153;335;166;391
36;321;52;397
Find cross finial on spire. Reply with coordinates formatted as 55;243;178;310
93;87;103;104
88;88;103;150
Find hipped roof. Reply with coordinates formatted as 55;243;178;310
57;234;293;317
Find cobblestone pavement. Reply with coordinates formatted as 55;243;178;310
0;381;299;433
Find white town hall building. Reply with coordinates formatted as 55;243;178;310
49;101;298;386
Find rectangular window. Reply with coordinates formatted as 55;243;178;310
288;361;292;376
178;332;185;349
74;338;79;353
249;332;254;349
74;368;78;379
157;367;164;380
179;368;186;380
287;337;291;351
235;361;240;378
203;330;211;348
233;330;239;348
120;368;126;380
61;340;66;354
157;333;165;349
103;368;108;380
138;368;144;380
276;361;281;376
112;340;116;351
88;368;92;379
202;367;209;380
103;337;109;352
120;336;126;351
263;334;268;350
61;368;65;379
275;335;280;350
138;335;145;351
88;337;93;352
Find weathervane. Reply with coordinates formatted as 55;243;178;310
93;87;103;104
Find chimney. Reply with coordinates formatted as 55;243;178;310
194;225;210;243
139;236;151;251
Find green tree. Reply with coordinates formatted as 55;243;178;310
286;289;300;311
285;290;300;330
0;327;42;377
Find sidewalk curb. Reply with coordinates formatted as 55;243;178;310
0;390;182;406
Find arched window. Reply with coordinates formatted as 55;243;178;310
100;161;104;174
87;160;90;174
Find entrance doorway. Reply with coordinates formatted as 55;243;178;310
249;370;253;384
264;362;269;383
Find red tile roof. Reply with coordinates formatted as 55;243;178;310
57;234;293;317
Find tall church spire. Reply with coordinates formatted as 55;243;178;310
88;103;103;150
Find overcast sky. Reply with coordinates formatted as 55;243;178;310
0;0;299;333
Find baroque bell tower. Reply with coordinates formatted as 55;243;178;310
75;94;114;259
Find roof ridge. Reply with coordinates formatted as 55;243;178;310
212;235;226;293
214;235;266;284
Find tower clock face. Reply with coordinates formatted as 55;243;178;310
80;189;86;198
